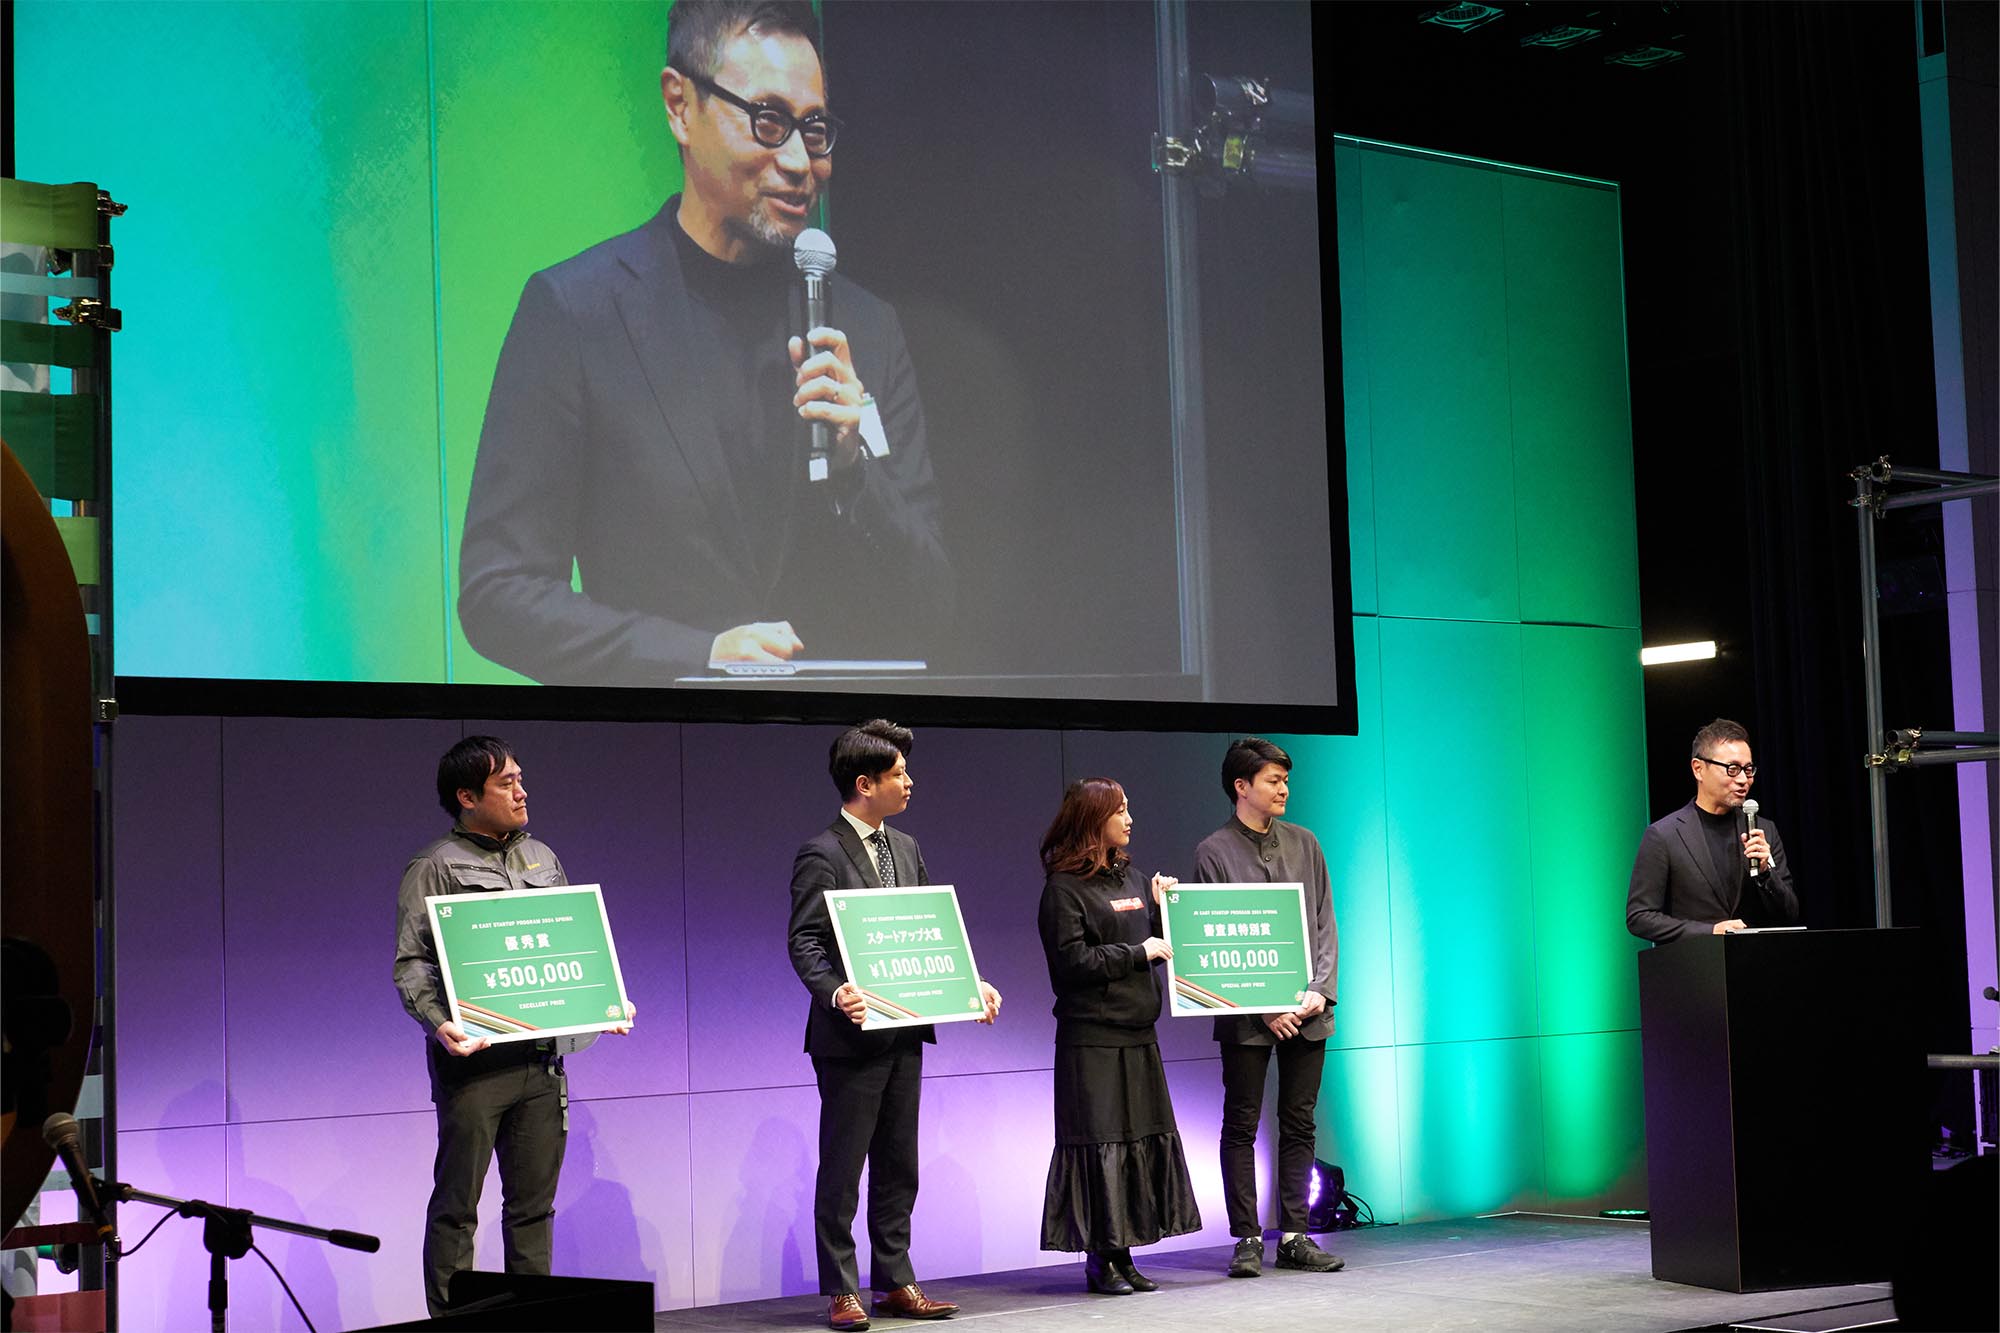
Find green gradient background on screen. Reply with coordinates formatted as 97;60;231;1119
15;0;676;682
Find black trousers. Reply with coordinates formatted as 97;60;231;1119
811;1036;923;1295
423;1054;567;1315
1219;1037;1326;1236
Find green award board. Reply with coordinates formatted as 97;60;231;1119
426;883;633;1044
824;885;986;1030
1161;882;1313;1016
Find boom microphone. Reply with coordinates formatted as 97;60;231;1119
793;228;837;482
42;1112;115;1241
1741;798;1760;879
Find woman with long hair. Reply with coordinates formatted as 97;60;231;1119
1036;777;1201;1293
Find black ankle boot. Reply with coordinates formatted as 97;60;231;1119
1085;1252;1134;1295
1112;1249;1159;1292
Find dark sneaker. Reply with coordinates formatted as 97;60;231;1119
1227;1236;1263;1278
1275;1233;1345;1273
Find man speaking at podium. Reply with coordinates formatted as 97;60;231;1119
1626;718;1801;942
459;0;952;684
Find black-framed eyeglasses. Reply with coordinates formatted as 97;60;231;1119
681;70;839;157
1697;756;1758;778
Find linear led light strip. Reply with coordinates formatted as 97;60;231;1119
1640;640;1718;667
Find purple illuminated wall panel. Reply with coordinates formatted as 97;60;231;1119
681;723;842;1094
218;716;462;1122
551;1095;696;1308
469;719;690;1099
113;716;227;1130
881;726;1062;1078
686;1082;823;1304
107;1126;227;1332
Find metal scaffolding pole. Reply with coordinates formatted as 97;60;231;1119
1850;456;2000;928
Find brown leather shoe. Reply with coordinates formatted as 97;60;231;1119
873;1283;959;1319
828;1292;871;1330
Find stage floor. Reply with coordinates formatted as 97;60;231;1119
651;1215;1897;1333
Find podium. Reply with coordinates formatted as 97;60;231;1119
1637;928;1927;1292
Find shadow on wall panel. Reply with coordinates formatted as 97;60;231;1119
551;1096;694;1310
467;718;691;1099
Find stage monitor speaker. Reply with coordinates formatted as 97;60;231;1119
352;1272;654;1331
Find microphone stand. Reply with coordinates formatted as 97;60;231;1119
110;1179;380;1333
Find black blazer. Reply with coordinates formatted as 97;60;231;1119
458;200;952;683
1626;801;1801;943
788;818;937;1057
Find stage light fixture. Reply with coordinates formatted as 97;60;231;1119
1306;1159;1360;1231
1640;640;1717;666
1604;44;1685;69
1520;23;1603;50
1420;3;1504;35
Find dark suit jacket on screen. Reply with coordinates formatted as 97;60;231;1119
1626;800;1801;943
458;200;952;684
787;818;937;1058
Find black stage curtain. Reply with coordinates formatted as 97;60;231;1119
1720;1;1969;1127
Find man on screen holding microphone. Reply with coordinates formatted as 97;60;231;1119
1626;717;1801;942
459;0;951;684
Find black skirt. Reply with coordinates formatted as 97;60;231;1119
1040;1040;1202;1252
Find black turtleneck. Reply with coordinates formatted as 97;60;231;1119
669;213;800;547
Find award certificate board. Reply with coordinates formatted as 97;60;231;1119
824;884;986;1030
1161;882;1312;1016
426;883;633;1044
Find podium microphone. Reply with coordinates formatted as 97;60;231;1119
1741;798;1760;878
42;1112;115;1242
793;227;838;483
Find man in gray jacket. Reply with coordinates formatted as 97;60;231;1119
394;736;572;1316
1193;737;1344;1278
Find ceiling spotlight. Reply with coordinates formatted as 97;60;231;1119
1420;3;1505;34
1604;44;1686;69
1520;24;1603;50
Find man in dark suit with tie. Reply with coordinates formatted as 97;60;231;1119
1627;717;1801;942
788;719;1000;1329
458;0;951;685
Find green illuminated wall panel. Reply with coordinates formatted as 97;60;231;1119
1522;625;1647;1035
1331;139;1645;1221
432;0;680;685
1315;1044;1404;1221
1355;144;1520;624
1503;172;1640;629
1335;142;1378;616
1274;615;1393;1050
1538;1031;1646;1208
1396;1037;1546;1220
1379;617;1539;1047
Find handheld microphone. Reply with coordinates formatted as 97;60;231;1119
1741;799;1761;879
42;1112;115;1242
793;228;837;483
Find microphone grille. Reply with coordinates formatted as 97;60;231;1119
42;1111;81;1150
1741;799;1759;819
793;227;837;277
